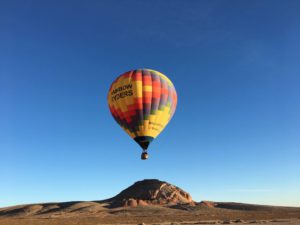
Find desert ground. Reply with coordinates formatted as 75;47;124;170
1;180;299;225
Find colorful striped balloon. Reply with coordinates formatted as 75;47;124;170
108;69;177;154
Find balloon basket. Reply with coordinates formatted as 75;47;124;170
141;151;149;160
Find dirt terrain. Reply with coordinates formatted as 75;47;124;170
1;179;299;225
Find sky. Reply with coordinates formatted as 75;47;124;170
0;0;300;208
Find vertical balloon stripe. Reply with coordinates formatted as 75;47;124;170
134;70;143;127
142;70;152;121
150;71;161;114
170;91;177;117
162;78;171;127
159;76;168;111
150;71;162;133
129;70;138;135
120;74;132;134
126;71;138;136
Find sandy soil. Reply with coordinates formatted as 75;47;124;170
1;203;300;225
0;218;300;225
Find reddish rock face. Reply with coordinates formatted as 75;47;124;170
200;201;216;208
137;200;148;206
110;179;194;207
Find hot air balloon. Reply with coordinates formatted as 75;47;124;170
107;69;177;160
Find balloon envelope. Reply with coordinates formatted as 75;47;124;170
108;69;177;150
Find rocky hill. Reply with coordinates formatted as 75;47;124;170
109;179;194;207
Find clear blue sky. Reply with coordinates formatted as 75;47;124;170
1;0;299;208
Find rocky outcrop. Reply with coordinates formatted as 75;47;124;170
110;179;194;207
